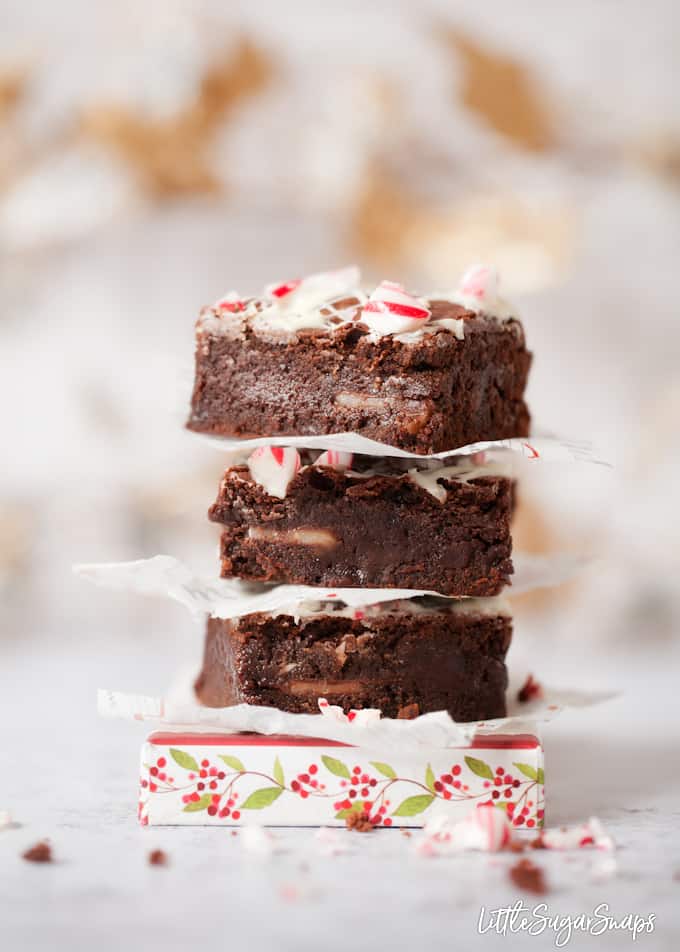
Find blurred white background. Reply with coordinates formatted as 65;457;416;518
1;0;679;695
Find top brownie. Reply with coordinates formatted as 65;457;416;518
188;266;531;455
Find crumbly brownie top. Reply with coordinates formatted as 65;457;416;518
197;264;517;345
238;445;513;500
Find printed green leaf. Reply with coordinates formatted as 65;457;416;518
495;801;510;811
219;755;245;772
425;763;436;793
464;756;495;780
170;748;199;773
335;803;364;820
370;761;396;780
321;755;351;779
513;762;538;781
182;794;212;812
392;794;435;817
240;787;284;810
537;767;545;786
273;756;285;787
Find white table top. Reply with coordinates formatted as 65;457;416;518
1;637;679;952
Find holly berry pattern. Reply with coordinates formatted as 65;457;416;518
138;746;545;828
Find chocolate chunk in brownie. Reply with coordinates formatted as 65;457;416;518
210;452;514;596
188;285;531;454
194;596;512;721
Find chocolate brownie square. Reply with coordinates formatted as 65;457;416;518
210;451;514;596
194;596;512;721
188;268;531;454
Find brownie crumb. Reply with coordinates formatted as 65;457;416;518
345;812;376;833
509;858;548;894
148;849;168;866
397;703;420;720
509;839;529;853
22;841;52;863
401;830;412;838
518;674;543;703
530;834;547;850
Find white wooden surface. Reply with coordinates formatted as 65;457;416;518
1;638;679;952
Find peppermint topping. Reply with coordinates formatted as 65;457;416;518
421;805;512;853
247;446;301;499
361;281;431;336
451;263;514;319
315;450;354;470
215;291;246;312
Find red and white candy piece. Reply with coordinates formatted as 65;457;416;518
247;446;301;499
542;817;614;852
423;805;512;853
214;290;246;312
362;281;431;336
317;698;381;726
266;266;360;309
314;450;354;470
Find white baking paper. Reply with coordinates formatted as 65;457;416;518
193;431;610;466
74;552;593;620
97;674;616;754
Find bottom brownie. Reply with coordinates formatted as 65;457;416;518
194;597;512;722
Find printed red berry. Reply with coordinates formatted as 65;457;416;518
209;781;217;790
522;807;530;816
369;779;377;787
361;788;369;797
231;811;240;820
348;789;357;799
503;775;513;785
383;818;392;827
443;790;452;800
513;816;525;826
156;757;166;768
537;809;544;819
300;790;309;799
492;790;500;800
207;806;217;816
190;792;200;802
149;766;158;777
494;777;502;786
528;800;534;807
201;759;209;768
512;780;520;788
158;772;166;781
506;803;515;814
434;781;444;792
149;782;157;792
527;819;536;828
453;780;461;790
496;766;504;775
379;806;387;815
219;808;230;818
334;801;344;811
199;770;207;779
505;789;512;798
141;780;148;788
299;773;309;783
209;767;217;777
452;765;461;776
309;764;318;774
352;766;361;775
211;794;220;804
197;782;205;791
351;776;359;785
361;774;369;784
310;779;318;788
217;772;226;780
441;773;453;785
227;798;235;808
291;780;300;792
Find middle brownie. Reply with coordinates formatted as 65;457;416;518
209;452;514;596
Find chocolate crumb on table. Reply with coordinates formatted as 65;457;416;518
509;858;548;894
148;849;168;866
22;841;52;863
187;266;531;455
345;812;376;832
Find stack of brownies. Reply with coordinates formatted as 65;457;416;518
188;265;532;723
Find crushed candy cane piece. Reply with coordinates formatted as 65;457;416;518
314;827;350;855
518;674;544;703
362;281;431;336
214;291;245;312
421;805;513;853
266;266;360;310
247;446;301;499
315;449;354;470
458;264;499;303
317;698;381;726
542;817;615;851
240;824;275;855
0;810;13;830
